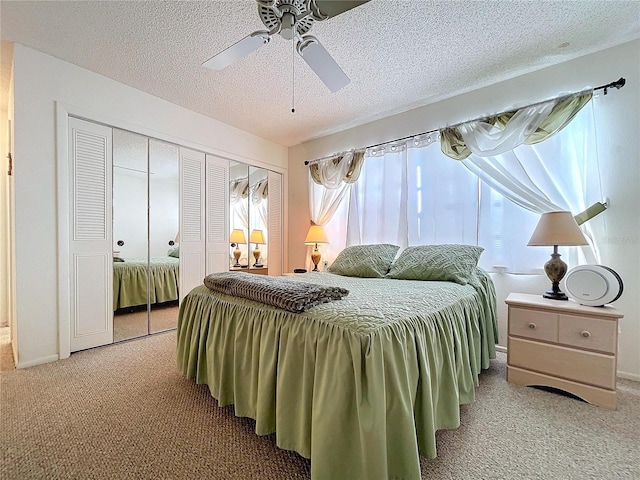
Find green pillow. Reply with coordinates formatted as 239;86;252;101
386;244;484;285
168;246;180;258
327;244;400;278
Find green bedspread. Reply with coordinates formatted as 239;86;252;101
113;257;179;310
177;269;497;480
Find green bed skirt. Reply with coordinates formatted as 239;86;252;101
177;271;497;480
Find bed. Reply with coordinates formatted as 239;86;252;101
113;257;179;310
177;254;497;480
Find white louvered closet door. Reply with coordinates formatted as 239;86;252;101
205;155;230;275
69;118;113;352
179;148;206;301
267;171;283;276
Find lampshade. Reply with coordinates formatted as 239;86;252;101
174;230;180;243
249;229;266;245
229;229;247;244
304;224;329;245
527;211;588;246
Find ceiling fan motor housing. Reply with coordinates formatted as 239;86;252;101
258;0;319;38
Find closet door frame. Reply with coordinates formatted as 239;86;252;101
55;102;288;359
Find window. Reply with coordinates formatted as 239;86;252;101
326;102;599;273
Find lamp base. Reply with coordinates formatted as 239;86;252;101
253;246;261;267
233;247;241;267
311;246;321;272
542;251;569;301
543;288;568;301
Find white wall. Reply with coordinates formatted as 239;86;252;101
288;40;640;380
11;44;288;367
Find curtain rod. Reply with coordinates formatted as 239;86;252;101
304;77;625;166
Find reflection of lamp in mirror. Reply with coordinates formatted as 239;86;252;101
304;224;329;272
249;229;265;267
229;229;247;267
527;211;588;300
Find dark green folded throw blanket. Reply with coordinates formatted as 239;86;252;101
203;272;349;313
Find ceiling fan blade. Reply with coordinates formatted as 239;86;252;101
297;36;350;92
202;31;271;71
310;0;371;20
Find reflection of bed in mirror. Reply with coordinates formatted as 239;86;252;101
113;257;180;310
112;256;180;342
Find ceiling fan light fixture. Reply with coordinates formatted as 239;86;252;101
280;12;296;40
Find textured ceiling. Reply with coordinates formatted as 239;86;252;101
1;0;639;147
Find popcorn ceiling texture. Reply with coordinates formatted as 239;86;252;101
1;0;639;146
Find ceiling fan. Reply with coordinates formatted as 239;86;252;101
202;0;371;92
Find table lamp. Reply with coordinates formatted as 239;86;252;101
229;229;247;267
249;229;266;267
527;211;588;300
304;224;329;272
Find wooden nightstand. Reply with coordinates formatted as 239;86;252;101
505;292;623;410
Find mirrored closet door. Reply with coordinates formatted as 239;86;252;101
149;139;179;334
248;166;269;274
229;161;249;269
112;129;179;342
228;162;281;276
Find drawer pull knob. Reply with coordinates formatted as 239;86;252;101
581;331;591;338
528;323;536;329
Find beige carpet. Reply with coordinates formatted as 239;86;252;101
1;331;639;480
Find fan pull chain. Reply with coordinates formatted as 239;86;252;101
291;37;295;113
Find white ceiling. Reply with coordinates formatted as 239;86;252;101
1;0;639;147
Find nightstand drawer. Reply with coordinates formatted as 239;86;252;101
509;307;557;342
558;314;617;354
509;338;615;389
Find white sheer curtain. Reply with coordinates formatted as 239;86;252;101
346;148;408;247
406;144;478;245
463;101;602;265
347;132;477;248
309;152;354;224
308;152;360;262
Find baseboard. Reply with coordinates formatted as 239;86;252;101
618;371;640;382
17;354;59;369
498;344;639;383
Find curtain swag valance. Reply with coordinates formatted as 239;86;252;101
309;151;365;188
303;77;623;168
440;92;593;160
